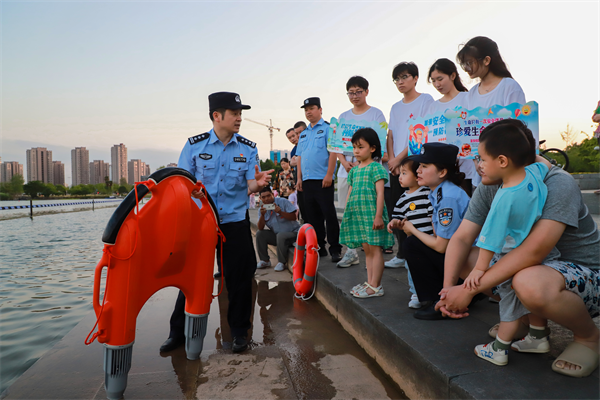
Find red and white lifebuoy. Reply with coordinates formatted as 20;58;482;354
292;224;319;297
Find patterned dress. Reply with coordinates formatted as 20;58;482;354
340;162;395;249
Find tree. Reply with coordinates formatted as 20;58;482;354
41;183;57;197
7;174;24;198
564;137;600;173
117;185;129;195
259;159;279;186
104;176;112;191
560;124;584;148
157;165;165;170
55;184;67;196
23;181;46;198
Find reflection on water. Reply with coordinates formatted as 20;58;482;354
0;207;117;394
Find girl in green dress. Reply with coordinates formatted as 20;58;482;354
340;128;395;298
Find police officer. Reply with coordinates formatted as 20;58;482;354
399;143;470;320
160;92;273;353
296;97;342;262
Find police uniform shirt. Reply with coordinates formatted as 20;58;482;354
178;129;258;224
296;118;330;181
429;179;470;239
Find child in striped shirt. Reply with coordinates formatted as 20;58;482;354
387;156;433;308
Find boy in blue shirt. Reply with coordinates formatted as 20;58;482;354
463;119;553;366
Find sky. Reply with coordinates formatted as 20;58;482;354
2;0;599;186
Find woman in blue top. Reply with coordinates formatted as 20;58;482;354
399;143;470;320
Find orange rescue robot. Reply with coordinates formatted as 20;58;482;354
86;168;221;400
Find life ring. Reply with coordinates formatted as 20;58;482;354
292;224;319;297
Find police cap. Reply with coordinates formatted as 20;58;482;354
411;142;459;166
301;97;321;109
209;92;251;112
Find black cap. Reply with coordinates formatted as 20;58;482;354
410;142;459;166
301;97;321;108
209;92;251;112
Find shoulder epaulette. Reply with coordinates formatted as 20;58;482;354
324;120;330;125
237;135;256;148
188;132;209;145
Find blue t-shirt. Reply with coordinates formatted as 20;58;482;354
259;197;301;234
429;180;470;239
477;162;549;254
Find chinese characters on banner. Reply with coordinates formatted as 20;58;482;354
327;117;389;155
407;101;539;159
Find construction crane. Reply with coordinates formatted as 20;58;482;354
245;118;280;151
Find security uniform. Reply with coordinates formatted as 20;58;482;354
296;98;341;256
167;93;258;342
403;143;470;302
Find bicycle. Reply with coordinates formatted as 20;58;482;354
539;140;569;171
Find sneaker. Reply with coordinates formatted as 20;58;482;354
331;252;342;263
257;260;271;269
274;262;286;272
408;294;422;309
337;250;359;268
474;342;508;366
318;247;328;257
510;334;550;353
384;257;405;268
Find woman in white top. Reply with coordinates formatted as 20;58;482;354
457;36;526;109
427;58;476;196
456;36;526;188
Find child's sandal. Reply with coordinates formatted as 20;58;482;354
353;283;384;298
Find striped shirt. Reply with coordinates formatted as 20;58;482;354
392;186;434;234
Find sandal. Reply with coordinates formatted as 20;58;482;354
353;283;384;298
551;342;599;378
350;282;368;295
383;247;394;254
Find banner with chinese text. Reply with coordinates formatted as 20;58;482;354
327;117;388;155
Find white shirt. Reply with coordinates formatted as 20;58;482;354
336;107;386;179
389;93;434;157
465;77;526;110
428;92;477;180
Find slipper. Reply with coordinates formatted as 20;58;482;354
383;247;394;254
353;283;384;298
551;342;599;378
488;322;530;340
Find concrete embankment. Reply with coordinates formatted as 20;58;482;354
248;210;600;399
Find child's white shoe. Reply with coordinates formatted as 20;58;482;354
474;342;508;366
408;294;422;309
350;282;367;295
510;334;550;353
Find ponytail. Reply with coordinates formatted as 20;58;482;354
434;161;465;187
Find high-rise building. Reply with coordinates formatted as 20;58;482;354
167;163;178;168
52;161;65;186
127;159;146;185
1;161;24;183
269;149;290;164
89;160;111;185
111;144;128;184
26;147;53;183
144;164;151;177
71;147;90;186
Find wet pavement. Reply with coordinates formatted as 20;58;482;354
2;244;406;399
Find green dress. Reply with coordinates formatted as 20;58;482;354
340;162;394;249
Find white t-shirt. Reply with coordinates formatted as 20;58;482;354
336;107;387;179
465;77;526;110
427;92;477;180
389;93;434;157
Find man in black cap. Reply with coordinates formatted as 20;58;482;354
160;92;273;354
295;97;342;262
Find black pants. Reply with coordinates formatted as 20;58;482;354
297;190;307;223
390;173;407;259
302;179;341;254
168;218;257;339
403;235;446;302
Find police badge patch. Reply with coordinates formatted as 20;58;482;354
438;208;453;226
199;153;212;160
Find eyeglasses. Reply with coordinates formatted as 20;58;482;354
393;74;412;84
346;90;364;97
474;155;482;163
